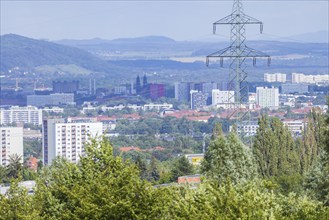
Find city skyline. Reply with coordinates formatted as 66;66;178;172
1;0;328;42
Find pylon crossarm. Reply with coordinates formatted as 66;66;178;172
241;14;262;24
213;14;236;25
206;47;270;67
243;46;270;58
214;14;263;24
207;48;269;58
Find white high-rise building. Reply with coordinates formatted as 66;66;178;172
256;87;279;109
292;73;329;84
190;90;208;110
264;73;286;83
0;106;43;126
43;119;103;165
0;127;23;166
212;90;235;105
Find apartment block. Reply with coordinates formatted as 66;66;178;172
175;82;194;102
292;73;329;84
282;119;305;135
229;121;259;136
212;90;235;105
190;90;208;110
43;119;103;165
0;106;42;125
264;73;287;83
256;87;279;109
0;127;23;166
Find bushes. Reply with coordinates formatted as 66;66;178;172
1;137;328;219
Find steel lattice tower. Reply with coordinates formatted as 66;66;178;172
206;0;270;135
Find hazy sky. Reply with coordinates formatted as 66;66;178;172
1;0;328;41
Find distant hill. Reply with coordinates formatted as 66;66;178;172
54;35;329;59
1;34;327;84
56;36;176;46
55;36;202;55
0;34;119;73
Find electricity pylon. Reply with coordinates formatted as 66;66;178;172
206;0;270;136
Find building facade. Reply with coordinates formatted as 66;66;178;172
292;73;329;84
190;90;208;110
43;119;103;165
212;90;235;105
230;121;259;136
175;82;193;102
52;81;79;94
0;106;43;125
256;87;279;109
143;103;173;111
282;119;305;135
264;73;286;83
27;93;75;107
0;127;23;166
281;83;309;94
148;83;165;100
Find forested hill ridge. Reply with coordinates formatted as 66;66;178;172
1;34;328;84
0;34;121;73
55;35;329;57
2;34;328;72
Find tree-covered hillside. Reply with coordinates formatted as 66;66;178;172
0;34;119;73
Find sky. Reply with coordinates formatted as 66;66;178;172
1;0;328;41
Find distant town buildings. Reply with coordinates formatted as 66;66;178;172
42;107;64;114
52;81;79;94
185;154;204;165
248;93;256;104
292;73;329;84
27;93;75;107
42;118;103;165
280;94;296;107
230;121;259;136
281;83;309;94
264;73;287;83
282;119;305;135
26;156;38;171
175;82;193;102
0;127;23;166
0;106;43;125
147;83;165;100
177;174;201;184
114;86;129;95
144;103;173;111
190;90;208;110
212;90;235;106
256;87;279;109
174;82;218;104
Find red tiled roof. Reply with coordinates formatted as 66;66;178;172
165;110;212;120
26;156;38;171
119;146;141;152
96;116;117;121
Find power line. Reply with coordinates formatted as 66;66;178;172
206;0;271;138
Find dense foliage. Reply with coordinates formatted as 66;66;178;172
201;124;256;184
0;104;328;219
1;136;328;219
